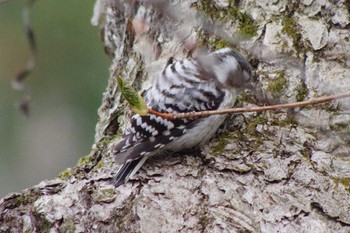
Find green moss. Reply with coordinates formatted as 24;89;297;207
281;16;303;51
197;2;258;39
295;82;308;102
94;161;105;170
237;92;256;104
13;192;39;207
300;148;311;160
235;130;248;141
267;72;288;98
60;218;76;232
339;178;350;187
224;7;258;37
333;177;350;192
280;40;289;52
58;168;73;180
213;39;231;50
199;215;211;228
271;116;296;127
246;115;267;136
36;214;52;232
234;10;258;37
280;116;295;126
211;133;230;155
282;17;296;37
99;135;120;149
78;154;92;165
1;191;40;218
195;30;229;51
197;0;212;15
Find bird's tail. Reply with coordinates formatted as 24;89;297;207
114;156;148;187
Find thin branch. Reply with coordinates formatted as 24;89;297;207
148;92;350;120
11;0;38;117
12;0;38;91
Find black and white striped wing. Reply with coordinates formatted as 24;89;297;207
112;114;192;164
111;114;196;187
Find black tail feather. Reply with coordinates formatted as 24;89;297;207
114;158;142;187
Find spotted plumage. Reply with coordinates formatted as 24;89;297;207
112;48;253;187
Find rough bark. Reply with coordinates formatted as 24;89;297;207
1;0;350;232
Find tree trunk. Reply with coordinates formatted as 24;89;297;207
1;0;350;232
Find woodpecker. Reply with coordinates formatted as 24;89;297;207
112;48;253;187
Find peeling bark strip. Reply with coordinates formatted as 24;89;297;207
1;1;350;232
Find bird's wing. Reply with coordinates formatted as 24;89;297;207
112;114;193;164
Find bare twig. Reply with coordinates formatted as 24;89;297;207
148;92;350;120
12;0;38;91
11;0;38;117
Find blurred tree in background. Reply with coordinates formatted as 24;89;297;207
0;0;109;198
